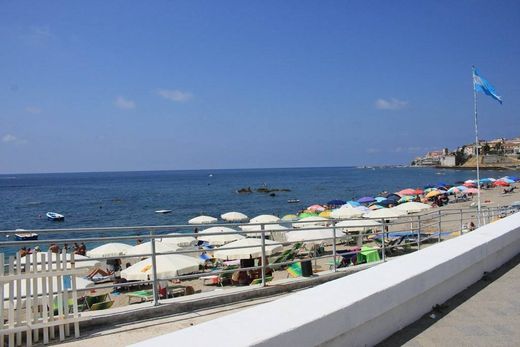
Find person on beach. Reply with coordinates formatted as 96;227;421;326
79;242;87;256
19;247;29;257
49;243;60;253
469;222;476;231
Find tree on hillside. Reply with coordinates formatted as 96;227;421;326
494;141;505;155
455;146;468;166
481;142;490;155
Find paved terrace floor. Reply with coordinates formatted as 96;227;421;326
380;253;520;347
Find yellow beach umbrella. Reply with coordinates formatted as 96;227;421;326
425;190;442;198
318;210;332;218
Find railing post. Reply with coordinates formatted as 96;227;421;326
260;224;266;287
417;215;421;250
150;230;160;306
438;210;442;243
380;218;386;262
332;221;337;272
460;208;464;235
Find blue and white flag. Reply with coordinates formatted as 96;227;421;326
473;67;502;104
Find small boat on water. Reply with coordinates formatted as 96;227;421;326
155;209;173;214
14;229;39;241
287;199;300;203
46;212;65;221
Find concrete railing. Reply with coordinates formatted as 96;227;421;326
133;211;520;347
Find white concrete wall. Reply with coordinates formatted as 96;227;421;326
132;212;520;347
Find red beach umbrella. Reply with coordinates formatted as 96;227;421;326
493;181;509;187
398;188;417;196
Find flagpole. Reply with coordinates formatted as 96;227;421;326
472;66;482;226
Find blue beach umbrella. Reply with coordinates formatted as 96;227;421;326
374;197;387;203
357;196;376;204
385;193;401;201
345;201;361;207
327;199;346;207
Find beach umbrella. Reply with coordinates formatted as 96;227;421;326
493;180;510;187
368;204;384;210
282;214;298;221
357;196;376;204
213;239;283;260
188;215;217;225
498;178;515;184
293;216;329;229
250;214;280;224
447;187;461;194
456;185;468;191
336;219;381;232
307;204;325;212
286;228;344;244
327;199;346;207
345;201;361;207
425;190;443;198
415;189;424;195
160;233;198;247
385;193;401;201
220;211;249;222
378;199;398;207
330;206;364;219
298;212;319;218
239;223;288;237
393;202;432;214
355;205;371;213
465;188;479;194
398;188;417;196
319;210;332;218
374;197;387;203
363;208;407;219
398;195;416;203
423;187;436;193
126;241;194;258
121;254;200;281
87;243;133;258
199;227;244;246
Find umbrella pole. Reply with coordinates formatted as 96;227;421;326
260;224;266;287
472;66;482;226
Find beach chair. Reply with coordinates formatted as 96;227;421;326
218;265;238;286
89;300;115;311
286;262;302;278
127;289;154;304
249;276;273;285
52;296;79;315
85;293;110;309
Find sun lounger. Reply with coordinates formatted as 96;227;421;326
127;289;154;304
89;300;114;311
249;276;273;285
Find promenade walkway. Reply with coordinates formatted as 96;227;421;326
380;253;520;347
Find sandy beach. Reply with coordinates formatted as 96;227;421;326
93;182;519;311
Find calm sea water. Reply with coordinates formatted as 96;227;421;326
0;167;516;254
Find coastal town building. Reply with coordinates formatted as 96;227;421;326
411;136;520;168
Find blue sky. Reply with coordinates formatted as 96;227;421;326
1;1;519;173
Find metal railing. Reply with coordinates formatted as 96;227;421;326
1;205;517;309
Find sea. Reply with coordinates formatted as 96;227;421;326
1;166;517;255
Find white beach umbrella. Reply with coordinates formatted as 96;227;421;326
213;239;283;260
363;208;407;219
120;254;200;281
188;215;218;225
160;233;197;247
335;219;381;232
125;241;192;258
286;228;344;244
250;214;280;224
293;216;329;229
198;227;245;246
239;223;289;238
393;202;432;214
221;211;249;222
87;243;133;258
330;206;364;219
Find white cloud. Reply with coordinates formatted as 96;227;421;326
375;98;409;110
2;134;17;143
157;89;193;102
114;96;136;110
2;134;26;144
25;106;42;114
